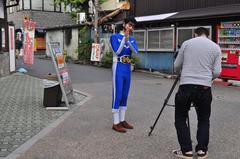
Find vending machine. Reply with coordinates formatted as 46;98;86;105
217;21;240;81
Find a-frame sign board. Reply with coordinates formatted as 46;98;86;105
47;42;75;110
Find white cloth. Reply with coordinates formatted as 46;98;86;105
120;109;126;122
113;112;120;125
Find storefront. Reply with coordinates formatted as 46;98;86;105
0;0;10;76
0;0;18;76
35;28;46;50
132;3;240;76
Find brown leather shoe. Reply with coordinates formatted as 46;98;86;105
120;121;134;129
112;123;127;133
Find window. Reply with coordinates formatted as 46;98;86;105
177;29;193;47
59;3;69;12
24;0;30;9
65;4;72;12
8;0;19;13
0;0;4;18
55;3;61;12
44;0;54;11
18;0;23;10
148;30;160;49
160;29;174;49
32;0;43;10
147;28;174;51
177;26;212;48
133;30;146;51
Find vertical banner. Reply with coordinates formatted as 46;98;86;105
91;43;101;61
23;19;36;65
9;25;16;72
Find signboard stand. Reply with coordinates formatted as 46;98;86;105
47;42;75;110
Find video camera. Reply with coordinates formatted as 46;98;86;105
174;44;181;59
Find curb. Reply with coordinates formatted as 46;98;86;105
135;69;177;79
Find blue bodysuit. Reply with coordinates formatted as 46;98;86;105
110;33;138;113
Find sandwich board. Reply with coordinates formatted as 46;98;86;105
47;42;75;110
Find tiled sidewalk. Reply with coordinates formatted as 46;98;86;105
0;73;86;157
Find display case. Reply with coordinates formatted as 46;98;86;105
217;21;240;80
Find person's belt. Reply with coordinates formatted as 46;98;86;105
117;55;131;64
180;84;210;90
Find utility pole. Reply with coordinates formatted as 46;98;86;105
94;0;99;43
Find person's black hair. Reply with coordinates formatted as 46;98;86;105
194;27;209;37
124;17;137;25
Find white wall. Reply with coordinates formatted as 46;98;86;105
46;30;64;56
46;28;79;60
64;28;78;60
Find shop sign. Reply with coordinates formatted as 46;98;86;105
91;43;101;61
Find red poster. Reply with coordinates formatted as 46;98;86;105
23;19;36;65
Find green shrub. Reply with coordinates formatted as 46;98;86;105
100;52;113;68
131;56;140;65
78;26;92;64
65;55;72;63
77;40;92;63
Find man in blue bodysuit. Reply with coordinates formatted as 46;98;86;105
110;18;138;133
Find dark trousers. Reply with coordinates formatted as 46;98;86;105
174;84;212;153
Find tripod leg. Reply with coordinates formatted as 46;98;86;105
148;76;180;136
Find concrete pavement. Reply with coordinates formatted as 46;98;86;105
0;73;87;158
12;58;240;159
0;58;236;159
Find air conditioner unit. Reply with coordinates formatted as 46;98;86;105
77;12;86;24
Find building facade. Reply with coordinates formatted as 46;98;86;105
7;0;74;51
7;0;74;29
131;0;240;76
0;0;10;76
0;0;19;76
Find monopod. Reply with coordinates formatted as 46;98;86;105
148;75;192;137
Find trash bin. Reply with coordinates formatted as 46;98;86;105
43;78;62;107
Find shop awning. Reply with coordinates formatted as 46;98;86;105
136;4;240;22
169;4;240;21
135;12;178;22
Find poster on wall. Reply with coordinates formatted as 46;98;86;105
23;19;36;65
0;0;4;19
91;43;101;61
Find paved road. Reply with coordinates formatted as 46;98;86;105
16;58;240;159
